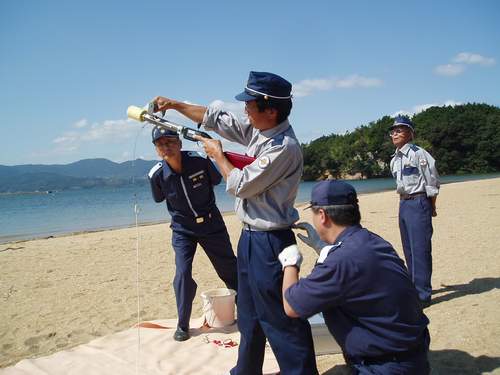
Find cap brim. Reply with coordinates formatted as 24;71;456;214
235;91;258;101
153;134;179;143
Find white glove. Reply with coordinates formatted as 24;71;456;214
278;244;303;270
293;222;328;254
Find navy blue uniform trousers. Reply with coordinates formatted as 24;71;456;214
231;228;318;375
350;332;430;375
172;229;238;328
351;350;430;375
399;196;433;303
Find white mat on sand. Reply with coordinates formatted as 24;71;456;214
2;315;340;375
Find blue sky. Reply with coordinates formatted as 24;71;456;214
1;0;499;165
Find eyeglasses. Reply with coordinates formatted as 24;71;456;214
389;128;408;136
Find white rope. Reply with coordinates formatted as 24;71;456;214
134;201;141;375
131;124;146;375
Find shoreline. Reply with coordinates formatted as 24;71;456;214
0;191;55;196
2;175;498;245
0;197;361;246
0;196;345;246
0;206;240;246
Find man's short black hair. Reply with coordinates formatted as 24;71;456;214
255;97;292;124
312;204;361;226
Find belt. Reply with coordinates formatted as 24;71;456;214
400;192;427;200
194;212;212;224
241;223;291;232
242;223;265;231
347;344;427;365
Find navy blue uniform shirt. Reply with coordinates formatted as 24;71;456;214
285;225;429;358
148;151;226;236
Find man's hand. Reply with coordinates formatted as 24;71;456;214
193;135;234;180
278;244;303;270
430;196;438;217
293;222;328;254
151;96;207;124
152;96;179;112
193;135;224;160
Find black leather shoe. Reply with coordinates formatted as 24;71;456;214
173;326;190;342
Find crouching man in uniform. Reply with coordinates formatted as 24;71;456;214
280;180;431;374
148;126;238;341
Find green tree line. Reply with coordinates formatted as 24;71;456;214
301;103;500;181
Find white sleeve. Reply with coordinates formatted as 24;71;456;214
201;103;254;146
226;142;302;199
418;149;440;197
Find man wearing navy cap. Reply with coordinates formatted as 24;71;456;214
148;126;237;342
389;116;440;307
152;71;318;374
281;180;431;374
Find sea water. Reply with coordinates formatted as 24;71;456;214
1;174;498;243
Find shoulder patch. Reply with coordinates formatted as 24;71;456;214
410;144;420;152
257;156;271;169
419;158;428;167
148;162;163;179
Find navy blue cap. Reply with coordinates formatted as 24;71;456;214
235;71;292;102
305;180;358;209
152;126;179;143
389;116;414;132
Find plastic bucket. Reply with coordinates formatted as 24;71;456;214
201;288;237;328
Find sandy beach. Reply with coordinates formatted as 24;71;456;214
1;177;500;374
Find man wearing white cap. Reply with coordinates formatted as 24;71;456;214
148;126;238;342
389;116;440;308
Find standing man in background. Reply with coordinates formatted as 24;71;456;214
153;71;318;375
148;126;237;342
389;116;440;308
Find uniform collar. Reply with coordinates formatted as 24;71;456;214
317;241;343;263
335;224;362;244
161;152;186;179
260;119;291;139
161;160;173;179
393;142;412;157
317;224;363;264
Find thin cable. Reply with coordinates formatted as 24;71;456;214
131;124;146;375
134;201;140;375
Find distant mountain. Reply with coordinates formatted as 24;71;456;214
0;158;158;193
0;158;157;178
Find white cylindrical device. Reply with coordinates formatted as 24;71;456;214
127;106;147;122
